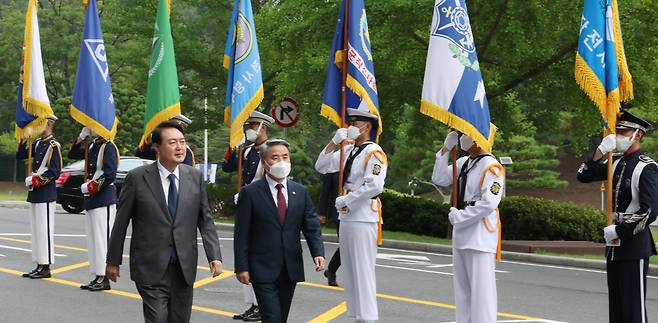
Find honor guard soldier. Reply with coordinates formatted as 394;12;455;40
16;115;62;279
68;127;119;291
315;107;387;322
221;110;274;322
432;131;504;323
577;108;657;323
136;114;196;166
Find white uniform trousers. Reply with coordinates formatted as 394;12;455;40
340;221;378;321
85;205;116;276
242;284;258;306
452;248;497;323
29;202;55;265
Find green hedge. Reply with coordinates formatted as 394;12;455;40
499;196;606;242
207;184;607;242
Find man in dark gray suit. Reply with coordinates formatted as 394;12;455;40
234;139;325;323
106;121;222;323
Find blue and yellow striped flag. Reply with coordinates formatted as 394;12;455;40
223;0;264;148
321;0;382;141
575;0;633;132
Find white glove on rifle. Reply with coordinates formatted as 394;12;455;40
603;225;619;242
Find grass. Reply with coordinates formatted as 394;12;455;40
0;192;27;201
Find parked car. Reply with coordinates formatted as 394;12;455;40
56;156;153;214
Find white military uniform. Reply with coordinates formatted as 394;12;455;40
432;151;504;323
316;141;387;322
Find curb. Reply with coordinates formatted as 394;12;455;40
215;223;658;275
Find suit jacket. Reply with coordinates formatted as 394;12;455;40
234;178;324;283
106;162;221;285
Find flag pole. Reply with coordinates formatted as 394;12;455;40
452;147;458;207
236;145;243;192
27;138;33;177
83;141;89;182
337;0;349;196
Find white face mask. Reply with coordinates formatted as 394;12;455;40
245;129;258;142
347;125;363;139
615;130;638;152
459;135;474;151
245;122;263;143
267;161;291;180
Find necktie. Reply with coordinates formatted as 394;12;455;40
168;174;178;221
276;183;287;224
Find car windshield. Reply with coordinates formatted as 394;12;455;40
118;159;150;172
62;160;86;171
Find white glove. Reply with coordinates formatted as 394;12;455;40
597;134;616;155
335;195;349;213
80;182;90;194
448;207;459;225
24;176;33;187
444;131;459;151
233;192;239;205
603;225;619;242
78;127;91;140
332;128;348;145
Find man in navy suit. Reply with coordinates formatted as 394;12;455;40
234;139;325;323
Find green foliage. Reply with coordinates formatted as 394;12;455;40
380;188;452;238
0;132;16;155
500;196;606;242
496;135;568;189
0;0;657;193
205;183;607;242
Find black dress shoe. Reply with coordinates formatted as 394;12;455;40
242;306;261;322
29;265;51;279
22;265;41;278
88;277;111;291
233;304;257;320
80;276;100;290
324;270;338;287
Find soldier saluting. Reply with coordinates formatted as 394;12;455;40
577;108;658;323
16;115;62;279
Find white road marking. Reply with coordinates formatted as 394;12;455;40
0;244;66;257
0;253;5;257
0;233;87;237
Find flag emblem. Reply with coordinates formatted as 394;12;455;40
83;39;109;81
432;0;475;54
235;13;254;63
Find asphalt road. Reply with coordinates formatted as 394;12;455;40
0;206;656;323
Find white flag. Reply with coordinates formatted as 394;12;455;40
22;0;53;118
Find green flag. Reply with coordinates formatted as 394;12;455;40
140;0;180;147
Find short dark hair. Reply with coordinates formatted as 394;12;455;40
259;139;290;158
152;121;185;145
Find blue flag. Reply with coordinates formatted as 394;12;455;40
420;0;496;151
15;82;46;142
321;0;382;141
575;0;633;132
223;0;264;148
70;0;118;141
